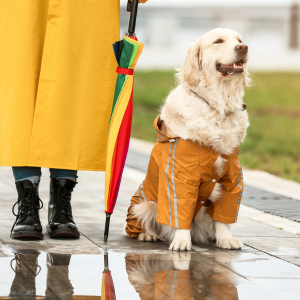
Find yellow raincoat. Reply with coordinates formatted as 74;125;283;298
0;0;146;171
126;116;244;238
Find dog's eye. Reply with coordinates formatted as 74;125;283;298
238;39;243;43
214;39;224;44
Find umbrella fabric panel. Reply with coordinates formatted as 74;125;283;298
110;40;134;121
124;36;144;69
107;96;133;213
102;271;116;300
109;37;143;125
123;36;144;69
109;76;128;128
105;76;134;205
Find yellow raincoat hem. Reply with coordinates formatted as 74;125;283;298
207;211;238;224
0;161;105;171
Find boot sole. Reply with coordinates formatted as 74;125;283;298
46;225;80;239
11;231;44;240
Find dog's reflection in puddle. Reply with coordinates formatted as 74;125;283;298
125;252;239;300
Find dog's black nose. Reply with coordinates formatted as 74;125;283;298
235;43;248;54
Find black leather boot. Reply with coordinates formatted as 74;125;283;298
45;253;74;300
46;178;80;239
11;180;44;240
9;250;40;298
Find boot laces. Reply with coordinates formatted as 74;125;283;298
10;255;41;276
11;188;43;231
52;187;73;222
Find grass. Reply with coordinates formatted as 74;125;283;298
132;71;300;182
132;71;177;141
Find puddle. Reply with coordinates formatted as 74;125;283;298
0;248;295;299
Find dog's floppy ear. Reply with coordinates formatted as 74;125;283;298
178;43;202;86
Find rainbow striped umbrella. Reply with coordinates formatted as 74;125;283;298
101;254;116;300
104;0;143;242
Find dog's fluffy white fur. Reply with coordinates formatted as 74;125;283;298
127;28;251;250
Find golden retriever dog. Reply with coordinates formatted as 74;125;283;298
125;28;251;251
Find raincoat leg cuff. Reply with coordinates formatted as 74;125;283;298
125;224;145;239
156;215;192;230
207;211;237;224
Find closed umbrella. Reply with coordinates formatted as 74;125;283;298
104;0;144;242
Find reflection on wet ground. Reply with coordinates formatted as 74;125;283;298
1;248;298;300
125;253;240;300
0;249;241;300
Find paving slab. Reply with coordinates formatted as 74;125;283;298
243;237;300;266
0;226;103;255
248;278;300;300
194;245;300;278
231;217;299;238
80;226;174;255
239;205;300;235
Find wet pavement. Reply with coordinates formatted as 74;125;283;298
1;149;300;299
1;247;300;299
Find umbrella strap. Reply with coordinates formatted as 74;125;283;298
117;67;134;75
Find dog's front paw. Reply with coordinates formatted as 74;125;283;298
217;237;243;250
171;252;192;270
137;233;159;242
169;229;191;251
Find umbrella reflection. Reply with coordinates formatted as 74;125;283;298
101;254;116;300
125;252;239;300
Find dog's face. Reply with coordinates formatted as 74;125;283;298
202;28;248;77
179;28;250;86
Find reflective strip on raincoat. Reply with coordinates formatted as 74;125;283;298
126;116;244;238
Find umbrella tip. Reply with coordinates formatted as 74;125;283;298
104;213;111;242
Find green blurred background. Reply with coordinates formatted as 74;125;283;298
132;71;300;182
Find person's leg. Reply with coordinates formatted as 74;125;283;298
47;169;80;239
49;168;77;181
11;167;43;240
12;167;42;185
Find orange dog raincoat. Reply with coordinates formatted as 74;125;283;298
126;116;244;238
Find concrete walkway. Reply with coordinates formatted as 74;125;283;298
0;139;300;299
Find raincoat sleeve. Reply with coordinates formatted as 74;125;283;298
207;152;244;224
156;140;201;230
